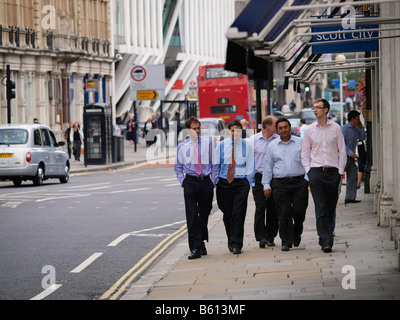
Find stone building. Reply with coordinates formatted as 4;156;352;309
0;0;114;136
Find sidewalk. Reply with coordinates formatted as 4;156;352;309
122;186;400;300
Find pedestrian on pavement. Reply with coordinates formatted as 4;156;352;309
248;116;279;248
143;117;155;147
174;117;218;260
126;116;136;147
70;121;84;161
342;110;366;204
157;112;169;147
263;118;309;251
301;99;347;253
216;120;255;254
64;122;73;159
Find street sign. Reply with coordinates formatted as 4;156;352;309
311;23;378;54
137;90;159;100
130;64;165;100
131;66;146;82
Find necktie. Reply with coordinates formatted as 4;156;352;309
227;143;235;183
194;141;202;176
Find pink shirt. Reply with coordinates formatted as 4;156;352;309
301;119;347;175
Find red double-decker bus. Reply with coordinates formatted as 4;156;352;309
197;64;258;129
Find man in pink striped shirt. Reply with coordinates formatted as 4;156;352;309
301;99;347;253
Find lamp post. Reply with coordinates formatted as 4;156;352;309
335;54;346;126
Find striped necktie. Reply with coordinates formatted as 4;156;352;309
194;141;202;176
227;143;235;183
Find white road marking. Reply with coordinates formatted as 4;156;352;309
30;284;62;300
124;176;162;182
67;183;110;189
109;187;151;194
165;183;180;187
70;252;103;273
35;194;91;203
107;220;186;247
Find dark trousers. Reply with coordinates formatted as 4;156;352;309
73;141;81;160
271;177;309;246
183;176;214;252
252;174;278;242
216;178;250;250
308;167;341;247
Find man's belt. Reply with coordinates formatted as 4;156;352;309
186;174;210;181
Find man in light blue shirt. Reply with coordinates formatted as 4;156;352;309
248;116;279;248
216;120;255;254
174;117;218;259
262;118;309;251
341;110;366;204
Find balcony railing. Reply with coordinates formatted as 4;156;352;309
0;25;110;58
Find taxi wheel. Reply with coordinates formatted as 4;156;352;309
60;164;69;184
13;177;22;187
33;165;44;186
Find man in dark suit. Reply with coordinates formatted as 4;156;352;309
157;112;169;149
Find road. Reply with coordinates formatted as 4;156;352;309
0;163;196;300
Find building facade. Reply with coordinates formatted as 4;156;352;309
0;0;113;136
113;0;236;122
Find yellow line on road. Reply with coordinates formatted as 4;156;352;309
99;224;187;300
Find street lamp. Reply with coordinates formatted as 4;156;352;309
335;54;346;126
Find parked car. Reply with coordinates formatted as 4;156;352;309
197;117;229;147
288;118;301;137
299;108;317;124
0;124;70;186
328;102;347;125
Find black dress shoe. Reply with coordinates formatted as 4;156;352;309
228;245;233;252
345;199;361;204
322;245;332;253
281;245;290;251
232;247;242;254
294;235;301;247
200;243;207;256
267;240;275;247
259;239;267;248
188;249;201;259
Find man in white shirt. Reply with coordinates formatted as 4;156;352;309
301;99;347;253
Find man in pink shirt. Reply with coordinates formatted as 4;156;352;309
301;99;347;253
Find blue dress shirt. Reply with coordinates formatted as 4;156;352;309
262;135;306;190
216;138;255;184
341;123;366;156
174;136;219;186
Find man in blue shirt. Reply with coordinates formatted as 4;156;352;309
341;110;366;204
248;116;279;248
263;118;309;251
216;120;255;254
174;117;218;259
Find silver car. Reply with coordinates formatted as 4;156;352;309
0;124;70;186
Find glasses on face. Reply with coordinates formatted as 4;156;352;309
312;106;326;110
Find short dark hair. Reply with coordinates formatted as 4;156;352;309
315;98;330;112
185;116;200;128
347;110;360;122
276;117;291;129
228;120;242;129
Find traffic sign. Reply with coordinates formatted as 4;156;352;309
131;66;146;82
130;64;165;100
137;90;159;100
